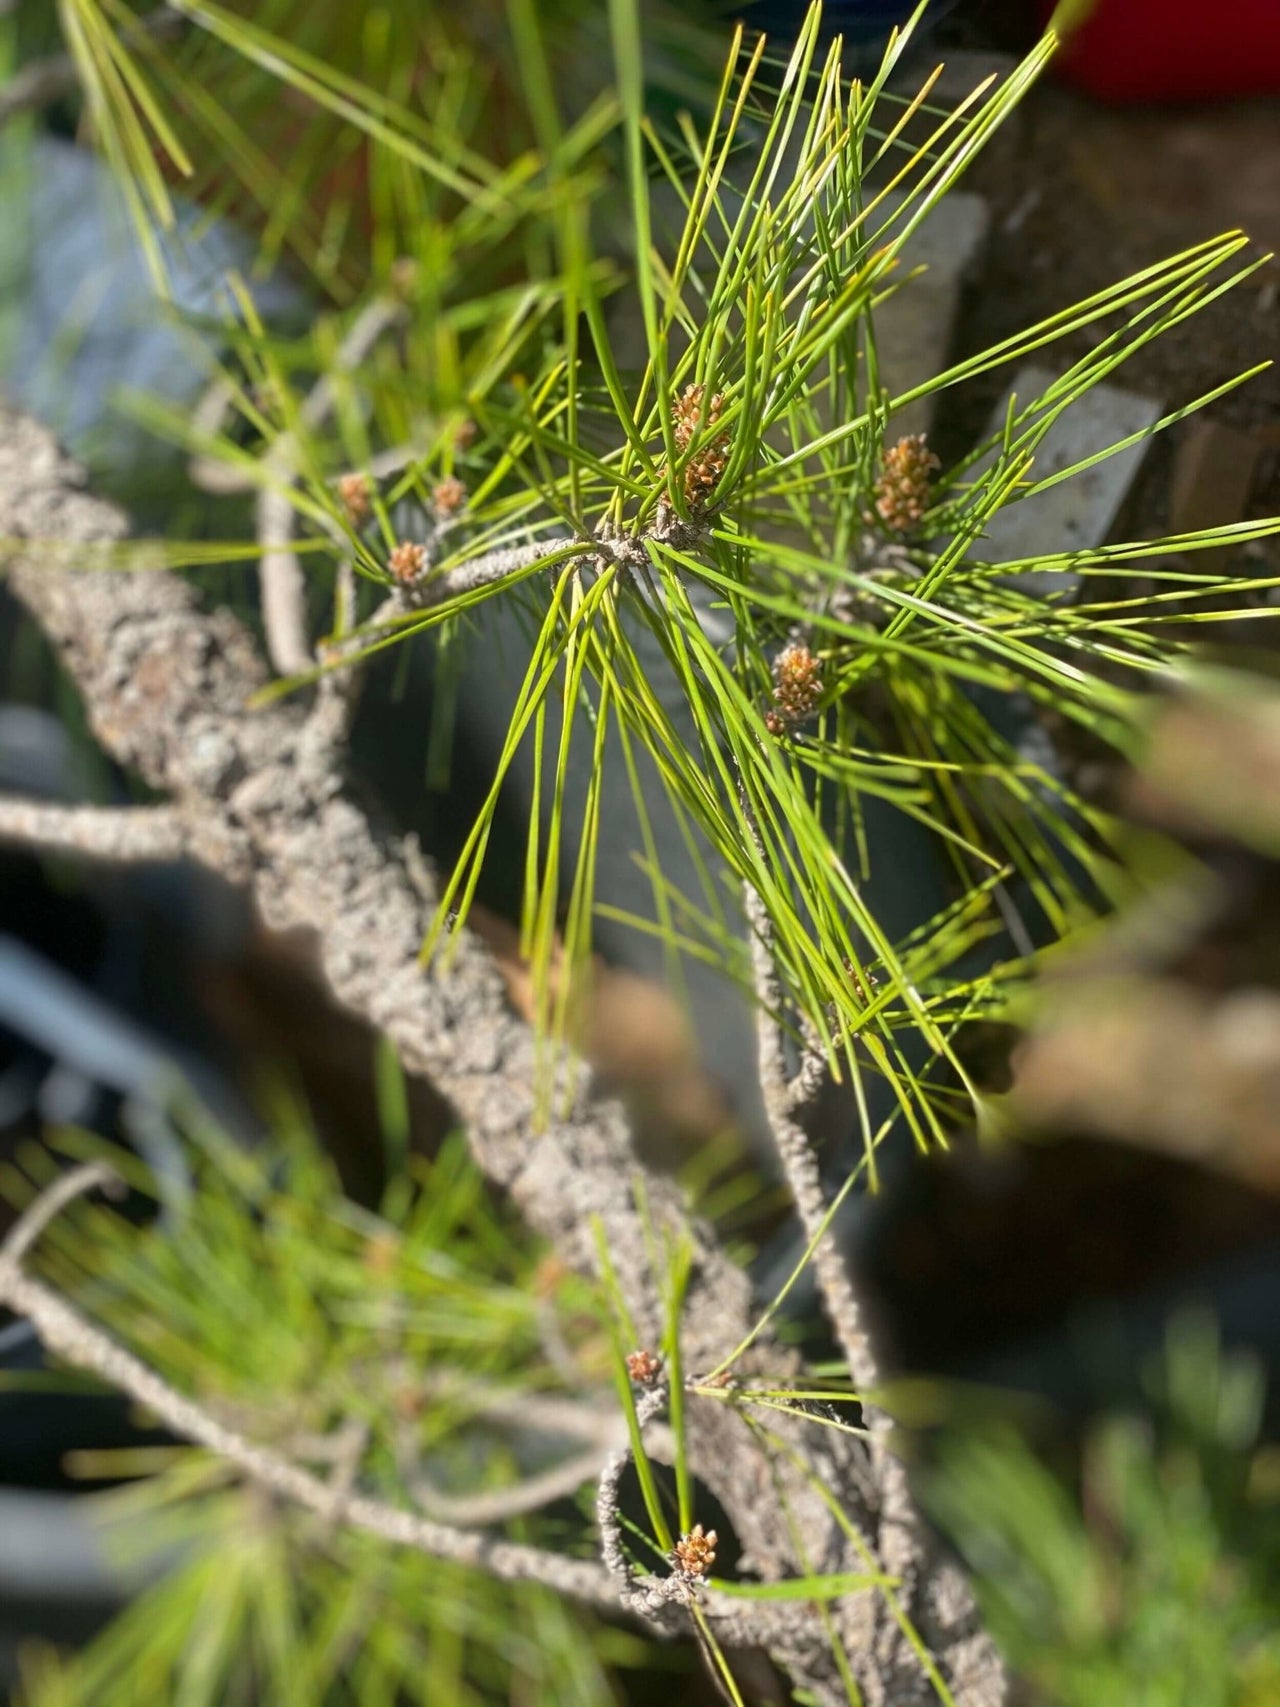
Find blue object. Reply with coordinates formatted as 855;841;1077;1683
0;134;305;502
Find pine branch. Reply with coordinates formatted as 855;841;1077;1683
0;403;1005;1707
416;539;583;608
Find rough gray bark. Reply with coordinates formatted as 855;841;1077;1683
0;798;188;861
0;404;1003;1707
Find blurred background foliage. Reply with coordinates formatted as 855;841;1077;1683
929;1315;1280;1707
4;1112;652;1707
4;1108;1277;1707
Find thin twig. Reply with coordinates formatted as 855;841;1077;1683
332;556;357;635
367;440;425;480
1;1160;122;1266
593;1379;763;1643
786;1025;831;1117
296;296;407;437
307;538;581;699
284;1422;372;1466
740;840;882;1408
188;375;253;495
396;1423;604;1528
297;531;581;766
0;798;189;864
260;294;408;675
415;538;583;609
307;557;362;751
190;418;424;498
738;829;946;1661
0;1258;619;1610
316;1419;370;1536
238;294;407;674
536;1297;584;1388
596;1377;694;1618
257;480;314;675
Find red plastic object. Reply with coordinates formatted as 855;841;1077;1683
1037;0;1280;103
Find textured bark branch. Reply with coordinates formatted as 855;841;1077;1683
0;406;1004;1707
417;539;581;608
787;1025;833;1116
740;837;882;1402
739;856;977;1703
596;1377;693;1620
0;797;190;863
1;1160;122;1265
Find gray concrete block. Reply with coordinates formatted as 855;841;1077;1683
0;134;305;494
870;189;989;436
969;363;1162;590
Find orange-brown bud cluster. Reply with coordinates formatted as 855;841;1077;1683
843;959;880;1004
432;476;467;520
672;383;729;510
338;471;372;526
764;640;822;737
626;1348;663;1384
389;255;420;298
673;1524;718;1579
362;1230;400;1275
871;433;940;534
532;1253;570;1298
389;541;428;583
